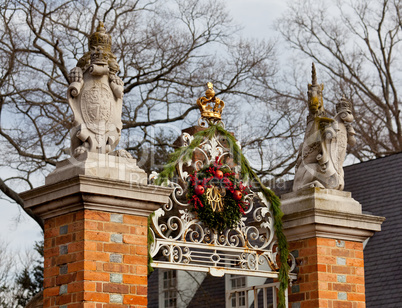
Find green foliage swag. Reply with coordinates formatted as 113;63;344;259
153;123;290;308
147;212;155;275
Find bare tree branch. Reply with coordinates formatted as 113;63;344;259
277;0;402;159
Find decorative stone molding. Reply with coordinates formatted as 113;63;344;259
281;188;385;242
21;175;172;220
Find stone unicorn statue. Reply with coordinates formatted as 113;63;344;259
293;64;356;191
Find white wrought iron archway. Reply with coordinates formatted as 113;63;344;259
149;85;296;307
149;125;296;272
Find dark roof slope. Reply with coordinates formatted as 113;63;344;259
147;268;159;308
344;152;402;308
186;274;226;308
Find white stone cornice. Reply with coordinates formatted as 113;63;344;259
281;188;385;242
20;175;172;219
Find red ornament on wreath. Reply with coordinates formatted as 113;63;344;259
233;190;243;201
195;185;205;195
215;170;223;179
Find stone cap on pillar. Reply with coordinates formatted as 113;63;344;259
281;187;385;242
45;152;147;185
21;175;172;220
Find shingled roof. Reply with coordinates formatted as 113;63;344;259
343;152;402;307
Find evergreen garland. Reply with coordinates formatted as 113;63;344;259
213;125;290;308
153;123;290;308
147;212;155;275
154;126;217;186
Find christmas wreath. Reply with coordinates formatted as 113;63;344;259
187;157;249;232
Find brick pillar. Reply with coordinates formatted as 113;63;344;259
281;188;384;308
42;210;150;307
21;159;171;308
288;237;365;308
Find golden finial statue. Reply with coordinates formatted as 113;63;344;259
196;82;225;120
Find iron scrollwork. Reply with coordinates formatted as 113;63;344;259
149;127;296;278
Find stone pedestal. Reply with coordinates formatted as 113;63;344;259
281;188;384;308
45;152;147;185
21;155;171;308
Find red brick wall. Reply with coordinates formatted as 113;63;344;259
288;237;365;308
43;209;148;308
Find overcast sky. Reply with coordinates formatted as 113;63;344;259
0;0;289;254
228;0;287;39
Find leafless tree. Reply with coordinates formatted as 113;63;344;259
277;0;402;160
0;239;43;308
0;241;16;307
0;0;303;229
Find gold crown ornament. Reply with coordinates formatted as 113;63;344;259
197;82;225;120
